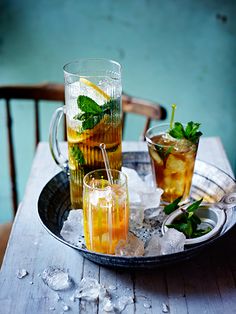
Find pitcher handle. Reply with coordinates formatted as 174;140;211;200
49;106;69;174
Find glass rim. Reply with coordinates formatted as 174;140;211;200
83;168;127;190
145;123;197;147
145;123;170;145
63;58;121;78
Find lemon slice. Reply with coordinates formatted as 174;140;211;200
80;78;111;102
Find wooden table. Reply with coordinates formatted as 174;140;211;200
1;138;236;314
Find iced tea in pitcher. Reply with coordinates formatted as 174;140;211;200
46;59;122;209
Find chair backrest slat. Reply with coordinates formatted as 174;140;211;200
34;100;40;148
5;100;18;214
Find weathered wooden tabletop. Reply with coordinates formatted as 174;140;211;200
0;138;236;314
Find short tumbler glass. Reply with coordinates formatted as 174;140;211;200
83;169;129;254
146;124;199;203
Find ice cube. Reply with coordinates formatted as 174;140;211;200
144;173;155;188
145;235;162;256
69;81;80;98
143;302;152;309
122;167;149;194
115;296;133;312
149;148;164;166
89;187;112;206
49;307;55;311
160;229;186;255
141;188;163;210
74;277;106;302
122;167;163;211
162;303;169;313
174;138;193;152
108;285;116;291
41;266;73;291
16;269;28;279
66;209;83;222
115;232;145;256
144;229;186;256
62;305;70;312
144;207;165;221
166;155;185;172
60;209;84;247
130;207;145;228
102;297;114;312
163;171;185;196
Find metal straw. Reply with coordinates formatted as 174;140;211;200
99;143;113;185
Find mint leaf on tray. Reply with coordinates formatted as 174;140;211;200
164;198;212;239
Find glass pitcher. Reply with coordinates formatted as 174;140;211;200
49;58;122;208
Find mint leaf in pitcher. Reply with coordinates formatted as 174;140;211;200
74;95;118;131
77;95;102;114
82;114;103;131
70;145;85;165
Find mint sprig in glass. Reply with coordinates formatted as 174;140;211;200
145;105;202;203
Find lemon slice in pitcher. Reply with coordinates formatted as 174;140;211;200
80;78;111;102
79;78;111;107
67;78;111;143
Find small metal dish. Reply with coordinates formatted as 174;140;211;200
161;205;226;245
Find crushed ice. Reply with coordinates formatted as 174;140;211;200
145;229;186;256
62;305;70;312
60;209;85;248
162;302;169;313
122;167;163;228
73;277;105;301
16;269;28;279
41;266;73;291
71;277;133;312
115;232;145;256
59;167;186;257
143;302;152;309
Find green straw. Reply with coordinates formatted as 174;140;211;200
170;104;177;129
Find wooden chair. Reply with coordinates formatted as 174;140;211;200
0;83;166;265
122;93;167;140
0;83;66;267
0;83;66;215
1;82;167;215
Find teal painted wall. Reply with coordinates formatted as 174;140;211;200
0;0;235;222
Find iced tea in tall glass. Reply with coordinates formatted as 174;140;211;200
146;124;199;203
83;169;129;254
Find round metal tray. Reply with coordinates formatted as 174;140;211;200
38;152;236;268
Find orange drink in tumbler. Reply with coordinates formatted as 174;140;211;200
83;169;129;254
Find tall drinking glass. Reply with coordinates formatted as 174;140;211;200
146;124;199;203
83;169;129;254
49;59;122;208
